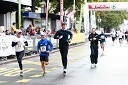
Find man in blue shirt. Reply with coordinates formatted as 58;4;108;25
37;32;53;75
99;30;107;55
54;22;73;74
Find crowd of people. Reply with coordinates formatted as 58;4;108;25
1;22;57;37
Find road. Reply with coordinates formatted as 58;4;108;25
0;38;128;85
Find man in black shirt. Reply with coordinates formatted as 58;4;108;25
54;22;73;74
88;28;100;68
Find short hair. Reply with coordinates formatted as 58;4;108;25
62;22;67;25
12;22;16;25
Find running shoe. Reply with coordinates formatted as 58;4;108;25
20;71;23;77
63;69;66;74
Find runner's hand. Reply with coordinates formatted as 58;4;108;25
67;39;71;43
59;35;63;39
46;50;50;53
38;50;41;54
93;38;96;40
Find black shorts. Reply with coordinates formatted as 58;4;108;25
119;38;122;40
40;56;49;62
112;37;116;41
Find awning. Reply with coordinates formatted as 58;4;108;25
22;12;41;19
0;1;31;14
41;13;60;20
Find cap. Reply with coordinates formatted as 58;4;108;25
40;32;46;36
17;29;22;33
62;22;67;25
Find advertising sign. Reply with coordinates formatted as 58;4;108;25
88;2;128;11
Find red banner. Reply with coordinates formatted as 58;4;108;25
60;0;63;25
88;4;110;9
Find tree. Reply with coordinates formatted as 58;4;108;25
96;11;127;32
49;0;84;19
32;0;84;19
32;0;44;12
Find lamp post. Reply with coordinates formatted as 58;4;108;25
18;0;21;29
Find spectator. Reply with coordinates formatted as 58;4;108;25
30;27;36;36
36;27;41;35
26;24;32;34
73;28;78;33
20;26;26;35
51;29;56;34
11;22;17;34
46;28;51;35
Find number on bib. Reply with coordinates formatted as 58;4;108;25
40;46;46;52
101;36;105;39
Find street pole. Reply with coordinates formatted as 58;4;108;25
46;0;49;30
18;0;21;29
60;0;64;25
74;0;75;11
73;0;75;29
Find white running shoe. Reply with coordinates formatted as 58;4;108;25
91;64;94;68
20;71;23;77
63;69;66;74
94;64;97;67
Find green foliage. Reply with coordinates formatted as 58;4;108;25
49;0;84;18
96;11;127;29
32;0;44;7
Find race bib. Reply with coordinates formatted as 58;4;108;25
101;36;105;39
40;46;46;52
17;41;22;48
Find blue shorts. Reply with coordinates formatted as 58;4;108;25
100;40;106;44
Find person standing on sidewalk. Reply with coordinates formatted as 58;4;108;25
37;32;53;75
12;30;28;76
88;28;100;68
54;22;73;74
11;22;17;35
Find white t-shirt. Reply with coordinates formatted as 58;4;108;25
13;36;26;52
111;31;116;37
118;32;123;38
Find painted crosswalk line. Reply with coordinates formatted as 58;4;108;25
16;79;31;83
0;81;8;83
0;68;36;77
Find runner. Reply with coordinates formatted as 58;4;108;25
125;29;128;43
88;28;100;68
99;30;107;55
54;22;73;74
118;30;123;46
37;32;53;75
12;30;28;76
111;30;117;46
